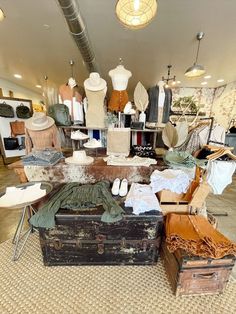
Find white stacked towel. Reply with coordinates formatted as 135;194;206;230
150;169;191;194
125;183;162;215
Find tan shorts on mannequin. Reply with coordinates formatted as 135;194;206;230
108;90;129;112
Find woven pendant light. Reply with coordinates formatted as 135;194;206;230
116;0;158;30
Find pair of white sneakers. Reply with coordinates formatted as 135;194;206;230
111;178;128;197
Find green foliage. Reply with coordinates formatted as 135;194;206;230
106;112;118;125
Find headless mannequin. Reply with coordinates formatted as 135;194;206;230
146;80;172;128
59;77;84;124
108;65;132;112
84;73;107;128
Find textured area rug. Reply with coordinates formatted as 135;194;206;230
0;235;236;314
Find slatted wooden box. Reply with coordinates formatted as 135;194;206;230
161;241;235;296
39;207;163;266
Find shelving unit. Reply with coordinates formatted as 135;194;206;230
58;125;164;148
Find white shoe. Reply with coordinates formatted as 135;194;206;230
111;178;120;196
71;130;89;140
84;138;102;148
119;179;128;197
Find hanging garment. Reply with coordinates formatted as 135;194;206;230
176;124;208;154
125;183;162;214
85;89;106;128
206;160;236;194
108;90;129;112
59;84;84;124
146;85;172;125
150;169;192;194
165;213;236;259
25;124;61;154
199;124;226;147
29;181;124;228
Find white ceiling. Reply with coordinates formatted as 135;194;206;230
0;0;236;96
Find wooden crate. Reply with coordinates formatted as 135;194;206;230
161;241;235;296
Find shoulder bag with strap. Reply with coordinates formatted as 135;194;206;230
0;101;14;118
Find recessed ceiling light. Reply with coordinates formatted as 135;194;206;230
36;85;42;88
43;24;51;29
201;81;207;85
204;75;211;79
217;79;224;83
14;74;22;79
0;8;5;21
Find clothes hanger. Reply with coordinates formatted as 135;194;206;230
207;148;236;161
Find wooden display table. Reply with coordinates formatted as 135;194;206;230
8;158;167;184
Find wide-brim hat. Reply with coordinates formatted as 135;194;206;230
84;72;107;91
65;150;94;165
25;112;55;131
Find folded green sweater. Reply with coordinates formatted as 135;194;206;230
30;181;124;228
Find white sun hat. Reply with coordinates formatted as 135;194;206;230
25;112;55;131
84;72;107;91
65;150;94;165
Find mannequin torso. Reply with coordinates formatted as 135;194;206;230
109;65;132;91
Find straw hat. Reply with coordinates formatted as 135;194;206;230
25;112;55;131
65;150;94;165
84;72;107;91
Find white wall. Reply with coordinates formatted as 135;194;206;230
0;77;42;103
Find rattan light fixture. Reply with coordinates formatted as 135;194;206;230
116;0;158;30
0;8;5;21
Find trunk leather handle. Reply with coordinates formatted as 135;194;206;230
193;272;217;280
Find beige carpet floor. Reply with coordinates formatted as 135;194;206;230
0;235;236;314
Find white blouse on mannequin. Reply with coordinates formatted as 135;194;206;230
109;65;132;91
157;80;166;108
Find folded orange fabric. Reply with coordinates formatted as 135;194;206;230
165;213;236;259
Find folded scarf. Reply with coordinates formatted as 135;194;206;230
165;213;236;259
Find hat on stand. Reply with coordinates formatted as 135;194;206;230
84;72;107;91
65;150;94;165
25;112;55;131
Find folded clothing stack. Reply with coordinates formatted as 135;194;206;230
165;213;236;259
150;169;191;194
22;149;64;166
125;183;162;215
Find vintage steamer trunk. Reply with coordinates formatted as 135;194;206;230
39;208;163;266
161;241;235;296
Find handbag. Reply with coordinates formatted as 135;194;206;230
3;137;19;150
130;121;144;130
0;102;14;118
16;103;32;119
131;144;157;158
10;120;25;137
48;103;71;126
107;128;131;157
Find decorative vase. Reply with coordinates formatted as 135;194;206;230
139;111;146;126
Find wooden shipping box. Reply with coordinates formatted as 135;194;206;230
161;241;235;296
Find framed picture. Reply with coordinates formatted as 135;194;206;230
0;97;33;164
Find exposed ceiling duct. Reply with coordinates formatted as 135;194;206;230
57;0;98;73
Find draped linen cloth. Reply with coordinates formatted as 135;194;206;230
165;213;236;259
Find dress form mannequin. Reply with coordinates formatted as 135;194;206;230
84;72;107;128
108;64;132;112
59;77;84;124
146;80;172;128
